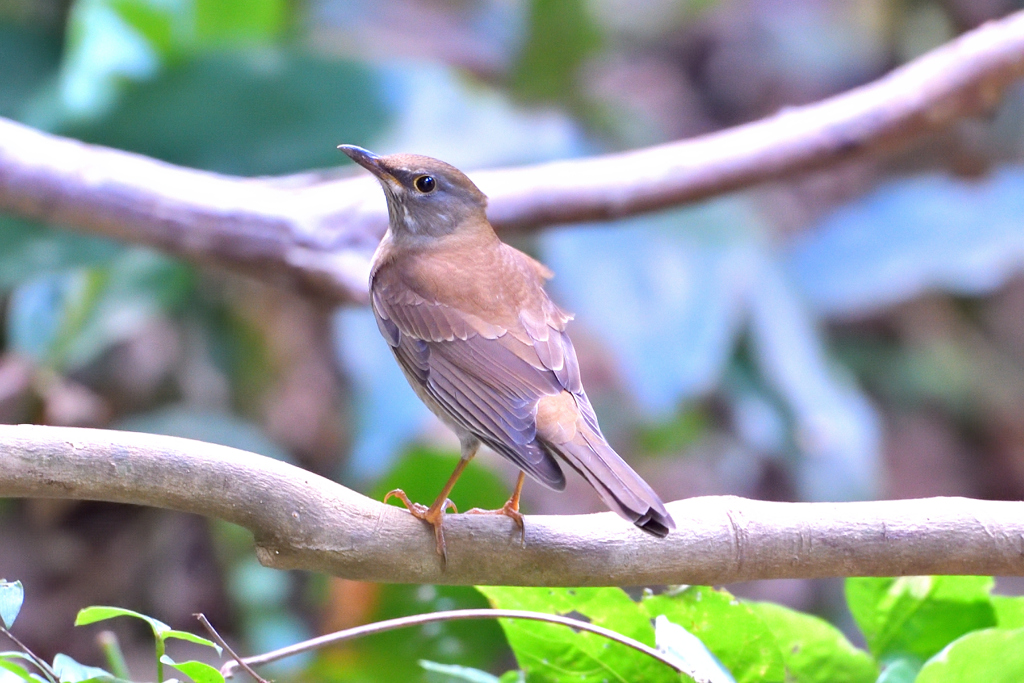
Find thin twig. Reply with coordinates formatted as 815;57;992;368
194;614;270;683
218;608;684;678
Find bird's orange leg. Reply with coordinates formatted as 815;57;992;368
384;448;475;563
467;471;527;547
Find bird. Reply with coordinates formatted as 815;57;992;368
338;144;675;560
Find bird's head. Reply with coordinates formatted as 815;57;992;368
338;145;489;240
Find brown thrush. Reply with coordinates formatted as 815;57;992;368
339;145;675;560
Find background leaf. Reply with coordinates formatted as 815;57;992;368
993;596;1024;629
788;168;1024;317
478;587;673;683
51;654;111;683
0;656;35;683
0;581;24;630
641;586;785;683
914;627;1024;683
748;601;876;683
75;606;169;637
159;656;224;683
845;576;997;663
654;615;736;683
417;660;501;683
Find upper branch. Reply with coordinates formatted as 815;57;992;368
3;12;1024;304
2;424;1022;586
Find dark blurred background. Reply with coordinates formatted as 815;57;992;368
3;0;1024;680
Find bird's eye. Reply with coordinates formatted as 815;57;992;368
414;175;436;193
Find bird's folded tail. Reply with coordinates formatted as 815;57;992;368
536;392;675;537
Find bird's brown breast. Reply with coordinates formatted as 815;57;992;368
371;226;567;339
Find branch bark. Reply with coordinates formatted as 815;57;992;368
2;424;1021;586
3;12;1024;304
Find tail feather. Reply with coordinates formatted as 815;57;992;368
544;423;675;537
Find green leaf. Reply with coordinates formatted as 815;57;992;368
641;587;785;683
845;576;996;662
915;627;1024;682
0;653;54;683
993;595;1024;629
0;581;24;629
654;615;735;683
0;656;35;683
0;654;44;669
748;601;876;683
159;656;224;683
161;631;221;654
51;654;111;683
75;607;170;638
478;587;673;683
497;672;525;683
418;659;501;682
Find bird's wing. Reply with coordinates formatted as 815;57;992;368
371;268;580;490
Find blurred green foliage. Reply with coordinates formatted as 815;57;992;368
62;52;390;174
636;405;710;456
370;446;511;510
511;0;602;104
0;25;61;118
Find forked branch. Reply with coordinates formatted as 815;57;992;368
2;13;1024;303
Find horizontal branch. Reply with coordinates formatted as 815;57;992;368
1;425;1022;585
3;12;1024;303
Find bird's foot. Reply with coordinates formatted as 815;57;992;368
466;499;526;548
383;488;458;561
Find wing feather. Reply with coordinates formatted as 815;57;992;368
370;263;579;490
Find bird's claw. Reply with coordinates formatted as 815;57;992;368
383;488;457;563
383;489;427;516
466;501;526;548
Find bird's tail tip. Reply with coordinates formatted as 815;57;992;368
543;427;676;538
633;506;675;538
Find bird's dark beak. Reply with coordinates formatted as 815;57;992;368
337;144;394;182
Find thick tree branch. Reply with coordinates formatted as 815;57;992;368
3;12;1024;304
1;425;1021;585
